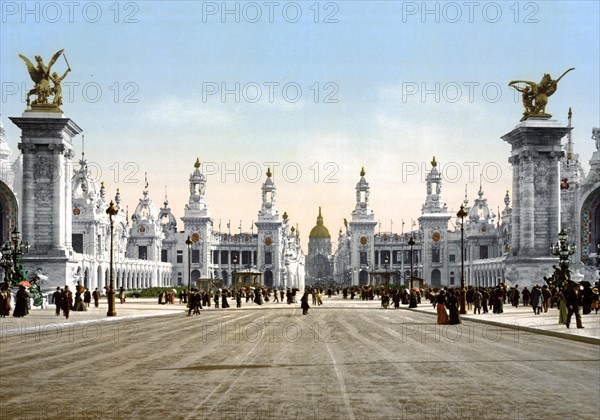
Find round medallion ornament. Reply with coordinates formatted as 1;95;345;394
360;236;368;245
432;232;441;242
265;236;272;246
138;226;146;234
383;234;389;242
244;235;250;242
481;227;487;233
393;234;399;241
191;232;200;243
73;207;81;216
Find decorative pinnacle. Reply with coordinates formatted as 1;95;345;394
282;211;288;221
266;167;272;178
431;156;437;167
194;158;201;169
360;167;365;177
568;107;572;119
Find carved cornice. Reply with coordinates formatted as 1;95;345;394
9;116;83;139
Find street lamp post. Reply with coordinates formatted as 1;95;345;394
407;236;418;308
408;236;415;290
185;236;192;293
232;254;238;289
457;204;468;315
0;227;30;286
383;254;389;292
106;200;119;317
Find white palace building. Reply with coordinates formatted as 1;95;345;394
305;111;600;289
0;114;304;291
0;103;598;291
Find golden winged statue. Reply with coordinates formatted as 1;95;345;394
19;49;71;109
509;68;574;121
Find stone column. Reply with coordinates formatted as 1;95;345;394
520;154;536;256
501;117;571;287
10;111;82;289
11;112;82;256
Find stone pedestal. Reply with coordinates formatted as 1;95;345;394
502;117;570;287
9;111;82;289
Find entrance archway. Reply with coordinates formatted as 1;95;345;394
0;180;18;244
431;269;441;286
264;270;273;287
581;187;600;261
358;270;369;285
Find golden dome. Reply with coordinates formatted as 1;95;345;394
309;207;331;239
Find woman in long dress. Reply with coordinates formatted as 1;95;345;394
447;289;461;325
557;288;568;325
221;290;230;308
12;286;29;318
436;290;449;325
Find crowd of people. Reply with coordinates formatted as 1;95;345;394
2;278;598;329
424;282;599;328
0;281;103;319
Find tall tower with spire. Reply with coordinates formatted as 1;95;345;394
256;168;283;287
178;158;213;280
560;108;586;262
349;167;377;285
418;157;451;286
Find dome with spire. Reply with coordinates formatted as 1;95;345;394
133;193;159;222
309;207;331;239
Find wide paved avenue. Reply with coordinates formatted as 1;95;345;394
1;300;599;419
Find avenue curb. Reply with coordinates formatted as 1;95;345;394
407;307;600;346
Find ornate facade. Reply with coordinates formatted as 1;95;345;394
333;112;600;288
2;110;304;291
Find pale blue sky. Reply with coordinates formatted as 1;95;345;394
1;1;598;248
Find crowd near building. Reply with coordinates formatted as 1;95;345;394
305;112;600;289
0;117;304;291
1;102;598;291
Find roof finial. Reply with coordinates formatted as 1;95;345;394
431;156;437;167
266;167;272;178
566;107;573;162
194;158;201;169
360;167;365;177
478;173;484;197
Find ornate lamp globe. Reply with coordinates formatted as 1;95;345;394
558;229;567;243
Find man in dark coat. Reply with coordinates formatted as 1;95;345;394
61;287;72;319
92;288;101;308
521;287;530;306
84;289;91;307
530;285;542;315
541;285;552;313
52;287;62;316
300;290;310;315
565;282;584;329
